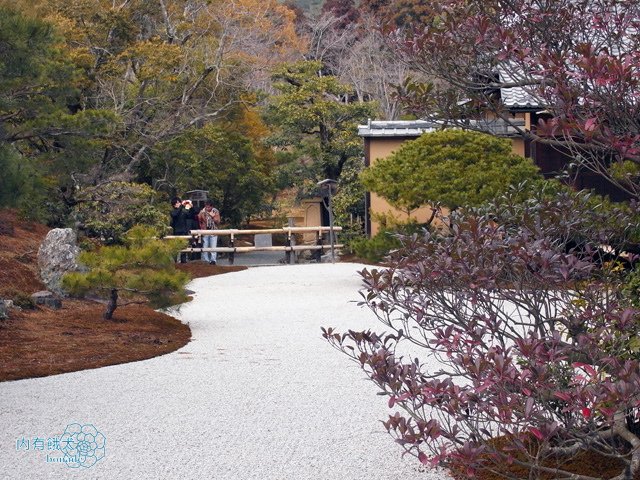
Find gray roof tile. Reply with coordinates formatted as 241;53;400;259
357;120;439;137
498;67;542;109
358;118;526;138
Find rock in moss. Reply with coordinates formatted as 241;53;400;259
37;228;84;296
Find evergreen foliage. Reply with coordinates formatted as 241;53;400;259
267;60;375;179
0;144;45;209
330;156;367;241
351;220;425;263
62;226;189;320
361;129;542;213
624;268;640;308
265;60;375;233
73;182;170;244
0;5;112;217
152;120;276;226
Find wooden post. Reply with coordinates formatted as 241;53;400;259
229;232;235;265
286;218;297;264
314;230;322;262
285;231;292;264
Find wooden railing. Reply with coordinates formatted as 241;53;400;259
165;226;343;264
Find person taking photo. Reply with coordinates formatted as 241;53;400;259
197;200;221;265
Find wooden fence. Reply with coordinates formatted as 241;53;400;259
165;226;343;264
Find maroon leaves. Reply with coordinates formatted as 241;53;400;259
323;193;640;478
529;427;544;441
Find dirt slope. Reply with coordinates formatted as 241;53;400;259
0;209;48;297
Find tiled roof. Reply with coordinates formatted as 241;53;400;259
498;67;542;109
358;118;526;138
357;120;439;137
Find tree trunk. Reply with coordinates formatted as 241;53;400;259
103;289;118;320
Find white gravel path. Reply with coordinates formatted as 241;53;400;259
0;263;451;480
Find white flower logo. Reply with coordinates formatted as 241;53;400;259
60;423;106;468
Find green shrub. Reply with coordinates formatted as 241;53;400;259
361;129;543;213
73;182;170;244
352;221;427;263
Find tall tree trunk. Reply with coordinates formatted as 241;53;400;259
104;289;118;320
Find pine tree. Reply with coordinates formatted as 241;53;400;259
361;130;542;214
63;226;190;320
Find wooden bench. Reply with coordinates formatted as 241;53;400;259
165;226;343;264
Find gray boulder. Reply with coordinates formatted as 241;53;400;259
0;300;7;320
37;228;83;296
31;291;63;309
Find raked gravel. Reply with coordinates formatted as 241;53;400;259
0;263;451;480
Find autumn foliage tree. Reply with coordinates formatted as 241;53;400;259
63;226;189;320
360;0;431;27
0;1;306;227
9;0;303;186
326;3;640;476
325;188;640;479
321;0;359;28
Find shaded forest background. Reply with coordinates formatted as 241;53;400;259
0;0;427;243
